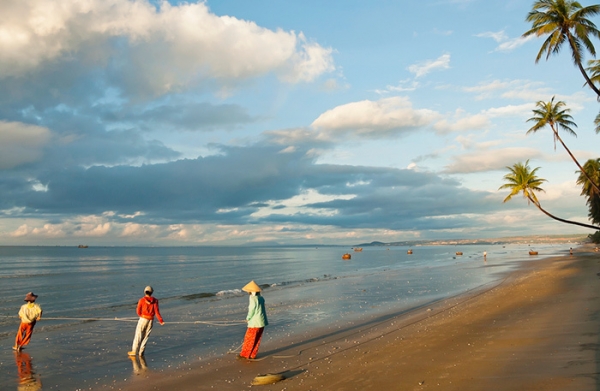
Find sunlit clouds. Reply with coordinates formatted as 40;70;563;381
0;0;596;245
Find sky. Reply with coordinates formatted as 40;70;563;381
1;0;599;246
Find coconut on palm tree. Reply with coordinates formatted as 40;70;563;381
527;96;600;193
500;160;599;230
523;0;600;97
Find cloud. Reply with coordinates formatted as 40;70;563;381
311;97;440;139
0;141;507;236
280;34;336;83
433;113;490;134
463;79;549;101
443;147;543;174
375;79;420;95
482;104;532;118
475;30;536;52
475;30;508;43
0;0;334;96
0;121;51;169
496;35;536;52
264;127;332;147
113;101;257;132
407;54;450;78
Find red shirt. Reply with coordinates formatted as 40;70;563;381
136;296;163;323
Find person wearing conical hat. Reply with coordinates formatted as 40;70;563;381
128;286;164;357
14;292;42;351
238;281;269;360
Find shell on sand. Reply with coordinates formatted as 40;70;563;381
251;373;285;385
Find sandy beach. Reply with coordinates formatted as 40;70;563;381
120;246;600;391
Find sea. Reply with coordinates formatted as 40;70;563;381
0;243;575;390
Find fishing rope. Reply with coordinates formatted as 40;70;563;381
159;320;246;326
0;315;246;326
2;272;515;363
42;316;137;322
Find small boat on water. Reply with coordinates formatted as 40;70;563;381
529;250;538;255
342;253;351;260
78;245;88;248
407;249;413;255
353;247;363;252
455;252;463;256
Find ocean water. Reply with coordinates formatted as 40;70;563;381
0;243;574;389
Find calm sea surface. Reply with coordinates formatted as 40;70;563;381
0;243;574;389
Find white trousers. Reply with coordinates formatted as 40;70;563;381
131;317;153;355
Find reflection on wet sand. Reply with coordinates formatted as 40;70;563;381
129;355;149;375
14;351;42;391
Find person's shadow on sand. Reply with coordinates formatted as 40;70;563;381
14;351;42;391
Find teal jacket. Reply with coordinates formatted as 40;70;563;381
246;295;268;328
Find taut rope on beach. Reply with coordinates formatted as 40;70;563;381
0;315;246;326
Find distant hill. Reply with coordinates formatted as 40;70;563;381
356;234;588;248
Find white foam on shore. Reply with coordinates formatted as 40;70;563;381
216;289;242;296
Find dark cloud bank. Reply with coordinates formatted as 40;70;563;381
0;141;505;232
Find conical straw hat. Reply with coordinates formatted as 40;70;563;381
242;280;262;293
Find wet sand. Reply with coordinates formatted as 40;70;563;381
121;247;600;390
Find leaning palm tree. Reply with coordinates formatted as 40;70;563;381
585;59;600;132
576;158;600;224
527;96;600;193
500;160;599;230
523;0;600;97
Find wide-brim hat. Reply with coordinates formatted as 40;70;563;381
24;292;38;302
242;280;262;293
144;286;154;294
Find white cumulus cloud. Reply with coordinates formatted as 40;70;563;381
444;147;543;174
311;96;440;139
0;0;334;94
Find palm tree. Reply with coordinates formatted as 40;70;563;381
586;58;600;91
585;59;600;132
500;161;599;230
523;0;600;97
526;96;600;193
576;158;600;224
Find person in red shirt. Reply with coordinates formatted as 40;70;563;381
128;286;164;356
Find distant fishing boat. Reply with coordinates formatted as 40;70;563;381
78;245;88;248
529;250;538;255
342;253;351;260
407;249;413;255
353;247;363;252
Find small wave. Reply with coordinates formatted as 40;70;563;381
216;289;242;296
271;274;334;287
182;275;337;301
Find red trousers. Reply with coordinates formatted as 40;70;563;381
239;327;264;359
15;321;36;348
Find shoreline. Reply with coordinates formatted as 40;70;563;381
120;245;600;390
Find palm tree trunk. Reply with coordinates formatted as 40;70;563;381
577;61;600;97
553;128;600;194
529;195;600;230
